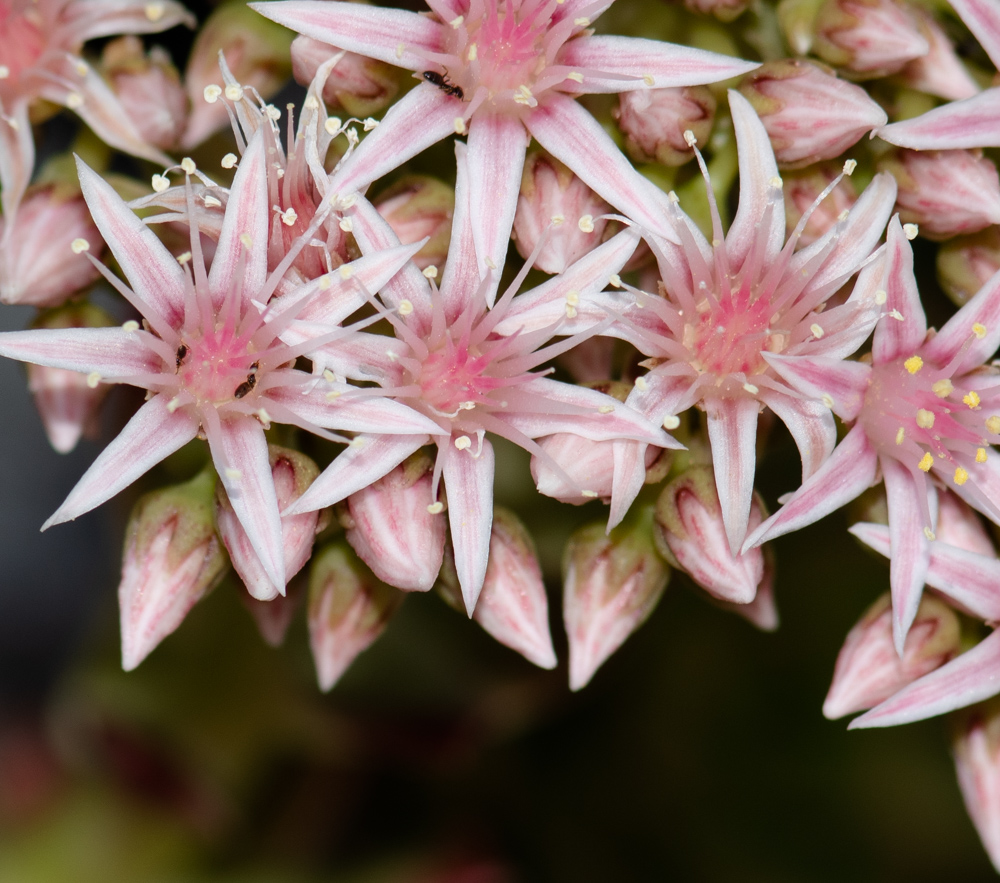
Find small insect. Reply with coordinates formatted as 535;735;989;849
175;344;188;369
233;361;260;399
423;70;464;100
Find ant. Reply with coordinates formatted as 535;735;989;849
423;70;464;100
175;343;188;369
233;361;260;399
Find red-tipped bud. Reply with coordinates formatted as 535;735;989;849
954;698;1000;873
291;36;400;117
563;509;670;690
307;540;403;691
181;3;292;149
877;149;1000;240
342;452;446;592
898;6;979;101
653;466;765;604
783;163;858;247
822;592;961;719
215;445;321;601
812;0;929;77
513;153;610;274
936;490;997;557
738;60;887;167
373;176;454;271
241;581;303;648
937;228;1000;308
119;469;228;671
27;303;115;453
614;86;716;167
0;184;102;307
101;36;187;152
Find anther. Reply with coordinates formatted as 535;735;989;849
743;382;759;395
339;265;353;280
895;427;905;445
821;394;834;409
642;73;654;86
398;299;414;316
324;118;341;135
221;153;237;169
810;323;824;339
65;92;84;109
86;372;101;389
422;266;438;279
874;289;887;305
988;416;1000;434
904;355;923;374
581;490;599;498
239;233;253;249
338;216;353;232
635;376;648;391
578;215;595;233
918;452;933;472
916;409;935;428
973;322;988;340
663;415;680;430
977;447;988;463
566;72;584;83
427;501;444;514
224;84;243;101
683;130;697;147
609;274;621;288
70;238;89;254
203;84;222;103
180;157;196;175
932;378;954;397
843;159;857;175
363;117;378;131
145;2;164;20
454;117;467;135
924;527;936;541
225;468;242;481
965;390;982;408
122;320;139;333
598;405;615;414
954;466;970;485
454;435;472;450
903;223;919;240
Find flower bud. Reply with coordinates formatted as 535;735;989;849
563;509;670;690
877;149;1000;240
777;0;824;56
291;36;400;117
181;3;292;149
100;36;187;152
937;228;1000;308
822;592;961;719
215;445;321;601
0;183;102;307
936;490;996;558
119;469;228;671
27;303;115;453
653;466;765;604
241;581;302;647
342;452;446;592
513;153;610;274
738;60;887;167
713;546;780;631
954;698;1000;873
783;162;858;247
614;86;716;167
307;540;404;691
812;0;929;78
898;6;979;101
373;176;454;271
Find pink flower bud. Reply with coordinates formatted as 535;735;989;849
241;581;302;648
101;36;187;152
738;60;887;167
307;540;404;691
937;490;997;557
898;6;979;101
877;149;1000;240
342;452;446;592
119;470;229;671
653;466;765;604
513;153;610;274
937;228;1000;308
215;445;321;601
0;184;102;307
813;0;929;77
684;0;748;21
614;86;716;167
783;163;858;247
27;303;115;453
373;176;454;271
954;699;1000;873
822;592;961;718
713;546;780;631
181;3;292;149
291;35;400;117
563;510;670;690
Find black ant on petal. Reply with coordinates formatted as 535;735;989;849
423;70;464;100
234;361;260;399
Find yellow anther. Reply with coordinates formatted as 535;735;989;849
467;42;478;61
454;117;467;135
339;265;353;280
180;157;196;174
422;265;438;279
398;299;414;316
325;118;342;135
151;174;169;192
145;2;164;20
338;216;353;233
810;323;824;339
924;527;936;541
454;435;472;450
965;390;982;408
427;501;444;514
954;466;970;486
874;289;887;305
86;372;101;389
821;394;834;409
70;238;89;254
224;84;243;101
904;356;923;374
239;233;253;249
843;159;857;175
918;452;934;472
203;84;222;103
903;223;919;240
988;416;1000;434
977;447;989;463
974;322;987;339
895;427;905;445
916;409;935;428
635;376;648;391
574;16;591;25
663;415;680;430
743;382;759;395
566;72;584;83
221;153;237;169
450;15;464;26
578;214;595;233
598;405;615;414
932;378;954;398
642;73;654;86
581;490;599;498
122;320;139;333
609;274;621;288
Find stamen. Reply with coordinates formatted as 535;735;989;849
916;409;935;428
918;452;933;471
965;391;981;408
954;466;969;485
904;355;923;374
932;378;953;397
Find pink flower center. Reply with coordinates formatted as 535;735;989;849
175;329;260;406
0;0;45;86
417;343;506;415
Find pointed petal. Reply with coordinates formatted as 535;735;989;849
249;1;443;71
466;113;529;306
850;628;1000;728
851;522;1000;622
76;157;186;327
438;140;482;318
44;395;199;528
763;353;871;422
727;90;784;273
744;423;877;549
558;35;759;93
921;266;1000;375
306;333;406;385
872;216;926;364
878;89;1000;149
444;441;495;615
758;387;836;481
329;86;457;196
951;447;1000;529
525;94;676;241
0;327;162;379
950;0;1000;69
706;395;759;555
287;434;429;513
0;101;33;221
62;0;194;41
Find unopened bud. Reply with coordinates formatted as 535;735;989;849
307;540;403;691
812;0;929;78
100;36;187;152
653;466;765;604
782;163;858;247
215;445;321;601
954;698;1000;873
513;153;610;274
0;184;103;307
119;469;228;671
713;546;780;631
822;592;961;719
738;60;887;167
291;36;400;117
241;580;303;647
342;452;446;592
563;509;670;690
877;149;1000;240
373;176;454;271
937;228;1000;308
614;86;716;167
897;6;979;101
